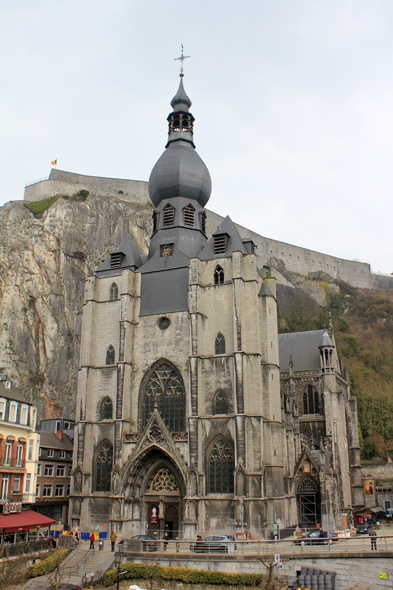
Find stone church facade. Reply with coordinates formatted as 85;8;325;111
70;75;362;538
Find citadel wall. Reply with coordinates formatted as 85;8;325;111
23;170;393;291
24;168;150;204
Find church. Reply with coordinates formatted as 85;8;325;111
70;71;362;539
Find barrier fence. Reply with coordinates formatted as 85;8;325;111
118;534;393;556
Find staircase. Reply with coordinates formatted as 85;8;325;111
21;542;115;589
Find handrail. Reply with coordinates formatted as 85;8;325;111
60;540;101;580
25;177;48;188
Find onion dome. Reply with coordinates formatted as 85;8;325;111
148;77;212;208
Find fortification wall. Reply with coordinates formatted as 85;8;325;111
24;169;150;204
23;170;393;291
206;211;392;290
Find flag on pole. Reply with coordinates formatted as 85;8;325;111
51;159;57;166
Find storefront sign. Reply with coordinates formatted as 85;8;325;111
3;501;22;514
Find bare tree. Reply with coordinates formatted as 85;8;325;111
0;545;33;590
255;541;279;590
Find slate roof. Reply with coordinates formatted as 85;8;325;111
39;431;74;451
199;216;248;260
96;235;142;274
258;282;274;298
0;374;30;404
279;330;326;372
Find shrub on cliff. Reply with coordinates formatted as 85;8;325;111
24;195;61;218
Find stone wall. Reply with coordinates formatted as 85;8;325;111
24;169;150;204
127;553;393;590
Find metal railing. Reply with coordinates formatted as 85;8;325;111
59;539;105;582
0;493;29;503
0;538;53;558
0;456;26;468
119;533;393;556
25;177;48;187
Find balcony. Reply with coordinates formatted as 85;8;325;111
0;456;26;468
0;493;29;503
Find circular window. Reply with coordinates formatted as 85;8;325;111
159;317;170;331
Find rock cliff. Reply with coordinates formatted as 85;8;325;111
0;195;152;418
0;193;333;420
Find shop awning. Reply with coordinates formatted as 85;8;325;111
0;510;55;533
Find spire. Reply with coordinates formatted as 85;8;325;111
170;77;192;112
148;64;211;208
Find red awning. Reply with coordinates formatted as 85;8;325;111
0;510;55;533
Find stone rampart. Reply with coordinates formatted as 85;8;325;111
24;168;150;204
23;170;393;291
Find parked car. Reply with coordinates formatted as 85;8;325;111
190;535;237;553
293;531;339;546
355;524;372;535
126;534;159;552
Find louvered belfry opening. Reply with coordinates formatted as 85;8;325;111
163;205;175;226
110;252;122;268
183;204;195;227
213;235;226;255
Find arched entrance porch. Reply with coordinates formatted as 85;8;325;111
126;447;185;538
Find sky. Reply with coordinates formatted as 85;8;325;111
1;0;392;274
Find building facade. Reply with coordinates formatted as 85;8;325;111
71;75;361;538
0;373;39;508
33;419;74;524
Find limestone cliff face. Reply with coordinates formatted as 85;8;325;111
0;193;334;421
0;195;152;419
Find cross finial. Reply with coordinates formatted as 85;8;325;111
174;44;190;77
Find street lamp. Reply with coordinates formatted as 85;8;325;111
114;551;123;590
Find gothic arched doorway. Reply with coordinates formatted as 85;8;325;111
144;466;181;537
297;477;320;525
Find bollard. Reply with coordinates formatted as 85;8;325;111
176;536;180;553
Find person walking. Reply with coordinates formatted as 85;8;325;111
163;531;169;551
89;531;95;550
110;530;117;552
369;527;377;550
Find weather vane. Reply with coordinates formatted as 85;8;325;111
175;44;190;77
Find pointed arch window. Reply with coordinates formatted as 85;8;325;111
142;361;185;431
183;204;195;227
110;283;118;300
215;333;225;355
163;204;175;227
209;437;234;494
214;391;227;415
94;441;113;492
106;345;115;366
101;397;113;420
214;265;224;285
302;385;319;415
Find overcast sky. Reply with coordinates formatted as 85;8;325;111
1;1;392;273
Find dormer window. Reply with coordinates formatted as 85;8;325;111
183;204;195;227
163;204;175;226
214;234;226;255
110;252;122;269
